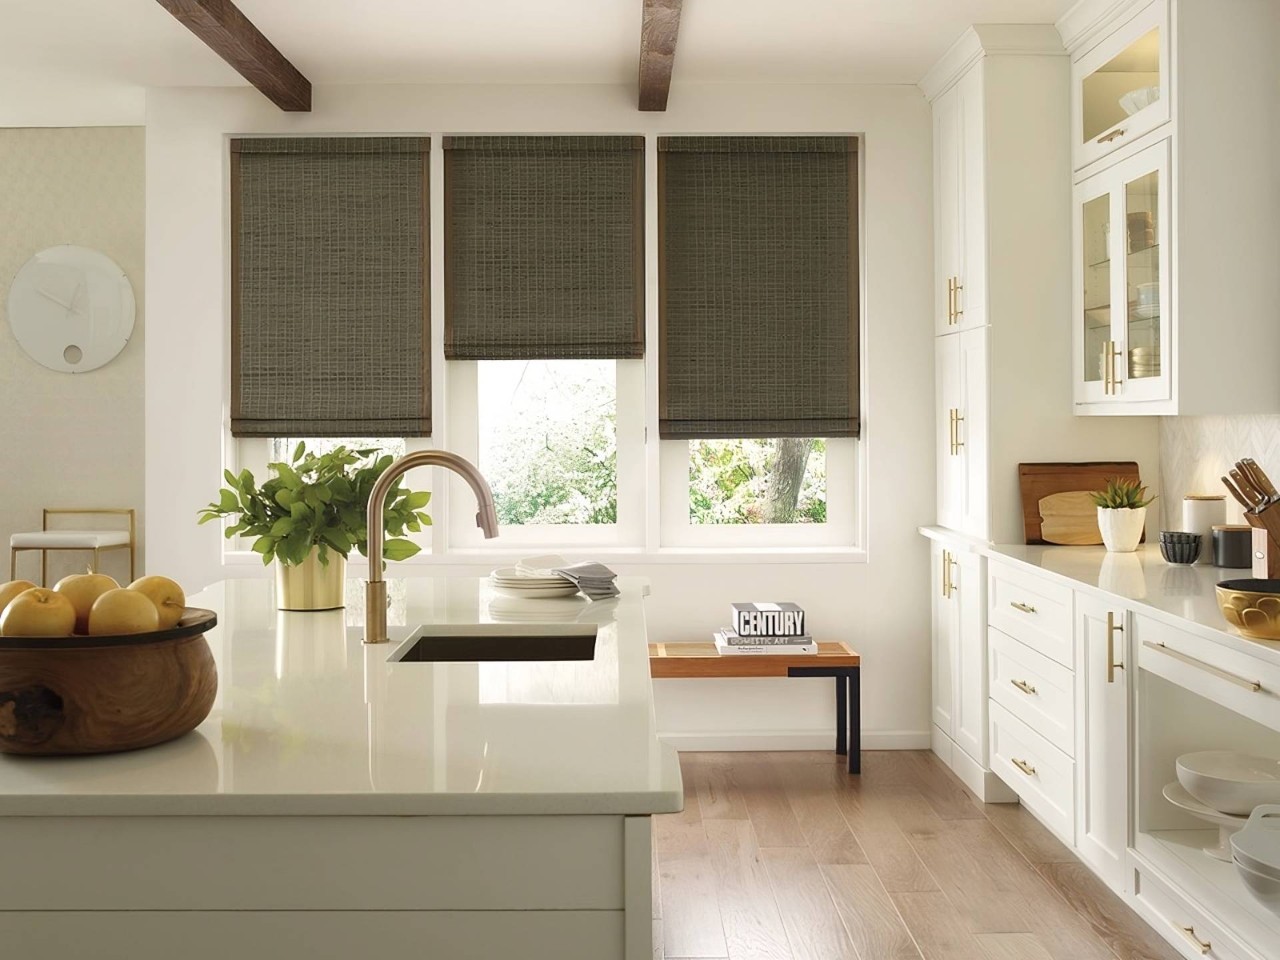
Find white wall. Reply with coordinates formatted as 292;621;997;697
145;83;935;749
0;127;145;586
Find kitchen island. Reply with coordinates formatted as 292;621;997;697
0;576;681;960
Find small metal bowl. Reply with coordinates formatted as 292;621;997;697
1159;532;1201;565
1216;580;1280;641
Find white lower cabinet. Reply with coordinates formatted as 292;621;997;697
1130;858;1263;960
989;700;1075;841
1075;593;1132;893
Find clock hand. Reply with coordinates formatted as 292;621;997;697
36;287;74;311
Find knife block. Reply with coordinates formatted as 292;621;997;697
1248;523;1280;578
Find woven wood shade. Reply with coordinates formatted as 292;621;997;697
658;136;859;440
444;136;644;360
230;137;430;438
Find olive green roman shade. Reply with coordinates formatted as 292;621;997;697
444;136;644;360
230;137;430;438
657;136;860;440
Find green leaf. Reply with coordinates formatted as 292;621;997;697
382;538;421;562
403;491;431;510
275;488;299;509
251;537;274;555
293;441;306;463
218;488;240;512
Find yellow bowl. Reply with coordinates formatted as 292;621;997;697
1216;580;1280;641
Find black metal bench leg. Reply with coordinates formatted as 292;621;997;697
835;674;848;756
847;669;860;774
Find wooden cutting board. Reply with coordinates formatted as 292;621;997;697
1019;461;1142;545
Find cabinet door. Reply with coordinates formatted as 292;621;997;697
953;550;987;764
958;327;988;539
1072;139;1172;411
936;334;963;531
1072;0;1169;171
1076;592;1131;893
956;66;986;331
934;85;963;336
931;542;958;738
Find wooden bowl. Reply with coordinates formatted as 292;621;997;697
1216;580;1280;641
0;608;218;756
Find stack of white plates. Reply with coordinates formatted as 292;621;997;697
1231;805;1280;912
489;567;580;600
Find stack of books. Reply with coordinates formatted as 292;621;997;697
715;602;815;655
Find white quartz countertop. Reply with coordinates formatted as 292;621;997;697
0;576;682;817
921;526;1280;668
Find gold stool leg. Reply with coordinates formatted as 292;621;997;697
41;550;47;588
10;548;16;580
91;548;100;574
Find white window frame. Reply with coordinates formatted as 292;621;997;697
444;358;646;550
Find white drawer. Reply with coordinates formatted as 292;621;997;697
1130;859;1262;960
989;700;1075;842
988;627;1075;757
1135;615;1280;734
988;561;1074;668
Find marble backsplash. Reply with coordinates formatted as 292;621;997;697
1159;415;1280;528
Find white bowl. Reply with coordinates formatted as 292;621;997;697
1234;856;1280;910
1119;86;1159;116
1177;751;1280;815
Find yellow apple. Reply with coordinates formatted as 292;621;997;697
0;588;76;637
128;575;186;630
88;588;159;636
0;579;37;617
53;573;120;634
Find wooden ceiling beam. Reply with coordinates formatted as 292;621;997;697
155;0;311;111
638;0;682;112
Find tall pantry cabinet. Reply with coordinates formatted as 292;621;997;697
921;25;1158;799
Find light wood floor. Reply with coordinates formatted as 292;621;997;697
652;750;1181;960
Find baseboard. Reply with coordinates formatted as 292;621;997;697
657;729;931;751
932;726;1017;803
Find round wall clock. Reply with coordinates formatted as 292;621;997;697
7;245;136;373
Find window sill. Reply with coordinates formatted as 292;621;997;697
222;546;868;568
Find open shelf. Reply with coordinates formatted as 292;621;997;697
1136;830;1280;952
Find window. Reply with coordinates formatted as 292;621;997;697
478;360;617;525
690;438;826;525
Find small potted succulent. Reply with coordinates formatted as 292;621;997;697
198;443;431;611
1090;478;1156;553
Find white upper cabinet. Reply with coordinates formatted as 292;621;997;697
1073;138;1171;408
1072;0;1169;171
933;67;987;337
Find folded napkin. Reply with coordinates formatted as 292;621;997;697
551;560;620;601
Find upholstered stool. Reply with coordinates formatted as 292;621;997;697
10;509;136;585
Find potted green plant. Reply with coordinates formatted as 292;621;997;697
1090;478;1156;553
198;443;431;611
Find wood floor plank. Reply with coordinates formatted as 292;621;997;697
737;762;808;847
704;820;792;960
761;846;859;960
982;802;1075;864
891;890;989;960
656;758;710;858
821;863;924;960
974;933;1056;960
777;762;867;865
697;760;750;821
902;751;988;821
660;855;728;959
831;781;940;892
902;819;1031;934
1035;862;1182;960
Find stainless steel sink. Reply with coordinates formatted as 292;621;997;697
389;623;598;663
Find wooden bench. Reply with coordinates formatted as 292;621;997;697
647;641;862;773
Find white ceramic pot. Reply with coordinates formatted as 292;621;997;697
1177;751;1280;815
1098;506;1146;553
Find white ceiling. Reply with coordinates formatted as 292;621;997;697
0;0;1075;105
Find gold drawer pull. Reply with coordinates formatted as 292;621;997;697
1010;601;1036;614
1097;128;1126;144
1011;757;1036;777
1010;678;1037;696
1173;924;1210;955
1143;641;1262;692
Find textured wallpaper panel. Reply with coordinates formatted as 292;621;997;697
0;127;145;582
1159;415;1280;528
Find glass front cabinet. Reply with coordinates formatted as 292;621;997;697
1073;138;1171;410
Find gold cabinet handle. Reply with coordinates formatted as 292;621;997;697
941;550;952;599
1143;641;1262;692
1106;611;1125;684
1109;341;1122;394
952;411;964;452
1172;924;1210;955
1097;128;1126;144
948;409;962;456
1010;678;1037;696
946;276;955;324
953;278;963;322
1011;758;1037;777
1010;601;1036;614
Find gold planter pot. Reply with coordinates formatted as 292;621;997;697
275;548;346;612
